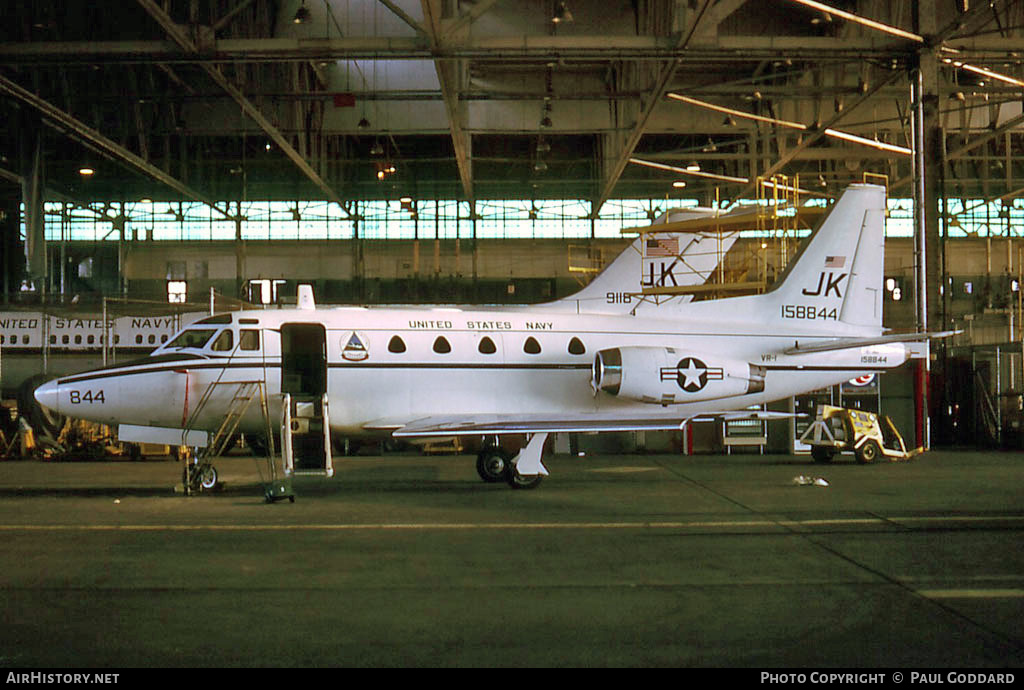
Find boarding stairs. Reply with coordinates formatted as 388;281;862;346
280;392;334;478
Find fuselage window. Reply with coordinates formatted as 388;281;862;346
49;335;56;345
62;335;70;345
568;337;586;355
478;336;497;354
74;335;82;345
524;336;541;355
433;336;451;354
388;335;407;353
210;329;234;352
240;329;260;351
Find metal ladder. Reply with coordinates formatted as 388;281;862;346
281;392;334;478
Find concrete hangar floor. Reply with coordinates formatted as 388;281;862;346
0;449;1022;668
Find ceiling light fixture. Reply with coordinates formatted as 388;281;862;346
78;167;95;176
293;1;311;24
942;58;1024;88
629;157;818;196
552;2;573;23
667;93;913;156
788;0;923;43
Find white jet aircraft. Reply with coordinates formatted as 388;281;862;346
33;183;933;491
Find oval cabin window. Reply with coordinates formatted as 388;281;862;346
433;336;451;354
388;335;407;353
568;337;586;355
478;336;497;354
523;336;541;355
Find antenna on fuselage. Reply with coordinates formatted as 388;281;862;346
297;284;316;310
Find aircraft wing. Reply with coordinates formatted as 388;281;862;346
784;330;959;355
385;409;799;438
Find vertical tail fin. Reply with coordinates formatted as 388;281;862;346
548;208;739;314
766;183;887;331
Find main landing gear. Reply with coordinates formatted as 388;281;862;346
475;433;548;490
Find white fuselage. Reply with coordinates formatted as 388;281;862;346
35;301;905;439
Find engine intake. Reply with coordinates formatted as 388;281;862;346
592;346;765;405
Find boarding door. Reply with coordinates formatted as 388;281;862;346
280;323;333;476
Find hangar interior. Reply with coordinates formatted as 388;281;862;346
2;0;1024;453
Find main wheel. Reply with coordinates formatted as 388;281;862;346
504;464;544;490
855;439;882;464
476;448;510;483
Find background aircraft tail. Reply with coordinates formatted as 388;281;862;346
547;208;739;314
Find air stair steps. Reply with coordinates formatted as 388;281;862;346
281;392;334;477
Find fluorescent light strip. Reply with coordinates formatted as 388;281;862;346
942;58;1024;88
822;128;913;155
629;158;816;195
668;93;912;156
667;93;807;130
629;157;749;183
789;0;924;43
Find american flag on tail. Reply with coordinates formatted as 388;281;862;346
646;237;679;257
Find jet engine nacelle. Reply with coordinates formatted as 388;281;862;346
592;346;766;405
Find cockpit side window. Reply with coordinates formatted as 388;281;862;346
165;328;217;349
237;327;258;350
210;329;234;352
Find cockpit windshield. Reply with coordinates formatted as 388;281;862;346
164;328;218;350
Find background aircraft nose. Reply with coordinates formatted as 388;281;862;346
33;379;60;415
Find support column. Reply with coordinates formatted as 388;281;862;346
912;0;943;449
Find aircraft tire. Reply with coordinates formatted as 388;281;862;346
855;439;881;464
476;448;510;483
811;447;835;464
504;464;544;490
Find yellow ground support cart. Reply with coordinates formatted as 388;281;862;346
799;404;924;464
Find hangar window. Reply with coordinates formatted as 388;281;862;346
568;337;586;355
388;335;407;353
478;336;497;355
433;336;451;354
523;337;541;355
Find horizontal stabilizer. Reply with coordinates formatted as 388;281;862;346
784;330;959;355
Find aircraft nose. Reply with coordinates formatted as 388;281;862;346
33;379;60;415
